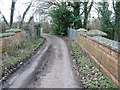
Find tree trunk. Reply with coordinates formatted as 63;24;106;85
114;1;120;42
83;1;93;29
37;29;41;37
73;2;82;29
83;2;88;29
10;1;16;28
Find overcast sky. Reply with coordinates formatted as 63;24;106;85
0;0;113;22
0;0;35;22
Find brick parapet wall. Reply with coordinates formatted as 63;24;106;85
76;32;120;86
0;31;22;52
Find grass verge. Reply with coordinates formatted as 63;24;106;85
66;37;117;89
0;37;44;80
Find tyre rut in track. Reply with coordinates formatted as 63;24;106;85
28;35;80;88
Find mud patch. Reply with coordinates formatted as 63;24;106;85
28;35;79;88
27;45;55;88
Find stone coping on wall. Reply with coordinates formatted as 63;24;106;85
6;28;22;33
0;32;15;38
91;36;120;53
86;29;108;37
77;28;88;32
78;29;108;37
78;32;87;37
76;29;120;53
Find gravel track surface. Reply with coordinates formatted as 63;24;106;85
28;35;79;88
2;35;80;88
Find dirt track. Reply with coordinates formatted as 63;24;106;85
2;35;80;88
28;35;80;88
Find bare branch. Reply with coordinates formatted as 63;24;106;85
87;0;94;14
19;1;32;28
0;11;9;26
112;0;116;11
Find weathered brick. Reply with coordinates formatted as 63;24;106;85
0;31;21;52
76;34;120;86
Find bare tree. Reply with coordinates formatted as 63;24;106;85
19;1;33;28
0;11;9;26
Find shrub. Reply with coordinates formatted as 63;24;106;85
34;24;41;38
50;5;74;36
